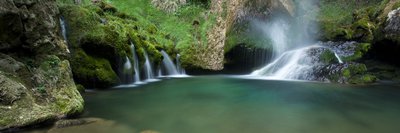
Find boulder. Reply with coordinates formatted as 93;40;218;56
0;0;83;130
0;0;23;51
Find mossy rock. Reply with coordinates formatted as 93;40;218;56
319;49;338;64
325;63;375;84
348;74;377;84
81;24;130;64
319;21;353;41
59;5;102;48
351;19;376;42
76;84;85;93
70;49;119;89
342;43;371;62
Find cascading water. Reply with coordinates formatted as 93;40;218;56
334;53;344;63
124;57;132;70
130;43;141;83
176;54;186;74
160;50;186;76
143;50;155;80
59;17;68;44
252;45;323;79
59;16;70;53
251;1;320;80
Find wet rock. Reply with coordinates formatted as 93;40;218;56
384;8;400;42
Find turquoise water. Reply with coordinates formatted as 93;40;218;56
34;76;400;133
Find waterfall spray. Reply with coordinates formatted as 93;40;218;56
251;0;319;80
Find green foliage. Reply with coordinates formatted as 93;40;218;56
76;84;86;93
106;0;215;65
71;49;119;88
320;50;337;64
343;43;371;61
37;85;46;94
318;0;383;41
348;74;377;84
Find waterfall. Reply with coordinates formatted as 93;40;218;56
265;20;290;58
251;46;319;79
124;56;132;70
334;53;344;63
157;68;162;77
130;43;141;83
160;50;186;76
176;54;186;74
59;16;70;53
251;1;319;80
60;17;68;44
143;50;155;80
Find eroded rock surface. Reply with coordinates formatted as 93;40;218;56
0;0;83;130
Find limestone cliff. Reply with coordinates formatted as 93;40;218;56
0;0;83;130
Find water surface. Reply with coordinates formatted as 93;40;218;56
39;76;400;133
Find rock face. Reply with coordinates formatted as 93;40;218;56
0;0;83;130
374;5;400;66
293;42;376;84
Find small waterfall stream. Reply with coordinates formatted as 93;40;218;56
60;17;68;44
130;43;141;83
334;53;344;63
160;50;186;76
117;48;187;88
143;50;156;81
59;16;70;53
176;54;186;74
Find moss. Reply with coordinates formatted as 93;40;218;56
71;49;119;89
319;21;354;41
343;43;371;61
342;69;351;78
341;63;368;80
392;2;400;10
76;84;85;93
348;74;377;84
351;18;376;42
147;24;158;34
59;5;102;48
96;1;118;13
320;50;338;64
329;63;375;84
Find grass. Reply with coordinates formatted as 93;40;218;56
319;0;383;26
105;0;212;50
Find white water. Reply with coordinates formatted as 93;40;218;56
334;52;344;63
60;17;68;44
123;56;132;70
130;43;141;83
251;45;319;79
251;1;319;80
143;50;155;80
262;20;290;58
161;51;186;76
157;68;162;77
59;17;70;53
176;54;186;74
116;46;188;88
